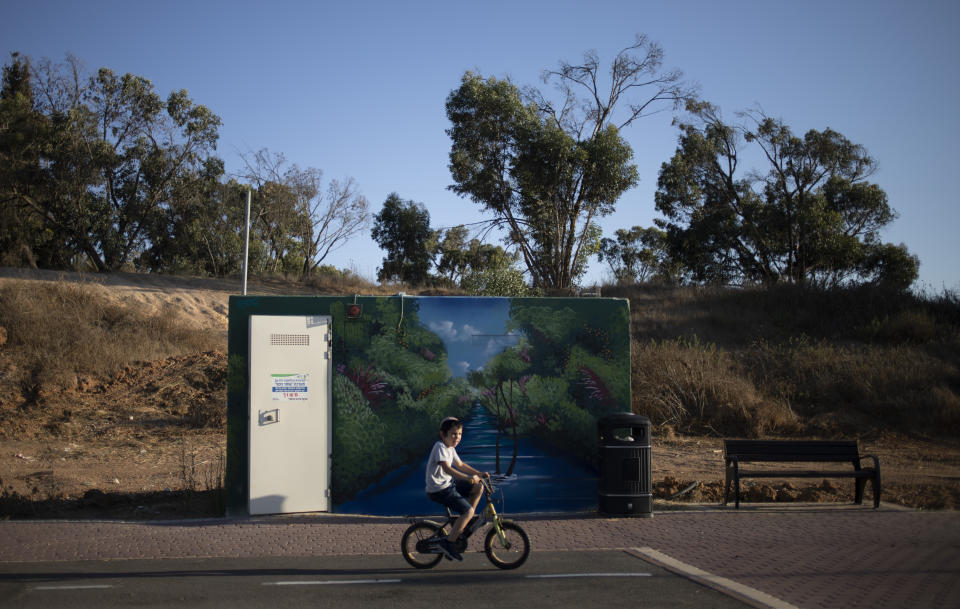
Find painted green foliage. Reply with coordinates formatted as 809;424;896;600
329;298;472;501
470;299;630;471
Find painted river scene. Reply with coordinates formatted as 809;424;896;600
337;403;600;515
328;296;631;515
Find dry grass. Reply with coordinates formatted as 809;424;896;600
610;282;960;438
744;339;960;436
0;279;221;389
255;267;464;296
301;267;393;295
633;337;798;437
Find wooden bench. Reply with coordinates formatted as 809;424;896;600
723;439;881;508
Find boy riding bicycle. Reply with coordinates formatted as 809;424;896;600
424;416;489;561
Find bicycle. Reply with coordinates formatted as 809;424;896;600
400;477;530;570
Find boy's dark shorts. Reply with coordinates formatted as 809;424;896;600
427;479;475;514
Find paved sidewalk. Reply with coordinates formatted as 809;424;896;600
1;504;958;609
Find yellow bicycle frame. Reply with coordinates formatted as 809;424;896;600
485;497;510;548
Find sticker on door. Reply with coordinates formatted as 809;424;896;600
271;373;309;401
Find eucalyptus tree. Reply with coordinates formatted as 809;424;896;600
654;102;918;289
142;161;246;276
0;53;222;271
371;193;433;285
430;225;470;284
432;224;518;287
446;36;695;289
299;176;369;276
597;225;676;284
0;53;49;267
238;148;370;277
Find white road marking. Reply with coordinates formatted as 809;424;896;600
526;573;652;579
629;547;801;609
263;579;402;586
33;585;115;590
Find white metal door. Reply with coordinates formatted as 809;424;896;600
248;315;332;514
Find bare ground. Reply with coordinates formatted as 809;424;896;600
1;269;958;519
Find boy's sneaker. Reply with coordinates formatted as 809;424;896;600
439;538;462;562
431;538;452;560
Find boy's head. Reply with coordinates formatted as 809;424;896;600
439;416;462;441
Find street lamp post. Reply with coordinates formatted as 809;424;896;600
242;187;251;296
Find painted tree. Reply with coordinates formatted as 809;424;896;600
469;344;531;476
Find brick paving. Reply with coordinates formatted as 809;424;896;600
1;505;958;609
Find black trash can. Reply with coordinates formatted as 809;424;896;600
598;413;652;517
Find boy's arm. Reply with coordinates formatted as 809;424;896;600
440;460;488;481
458;461;489;478
439;460;488;482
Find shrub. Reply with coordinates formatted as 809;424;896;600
461;266;539;297
632;337;798;437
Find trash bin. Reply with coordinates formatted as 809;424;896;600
598;413;652;517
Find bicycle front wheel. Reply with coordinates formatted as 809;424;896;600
401;521;444;569
484;520;530;569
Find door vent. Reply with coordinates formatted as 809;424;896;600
270;333;310;346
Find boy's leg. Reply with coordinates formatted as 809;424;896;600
426;486;467;560
467;481;483;512
447;480;482;542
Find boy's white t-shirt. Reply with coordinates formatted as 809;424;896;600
425;440;460;493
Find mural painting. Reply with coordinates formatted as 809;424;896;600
226;295;631;516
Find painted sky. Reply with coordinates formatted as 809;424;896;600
417;297;518;377
4;0;958;291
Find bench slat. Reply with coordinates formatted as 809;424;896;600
734;469;875;478
725;439;860;462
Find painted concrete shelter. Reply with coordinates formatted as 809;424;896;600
226;295;631;516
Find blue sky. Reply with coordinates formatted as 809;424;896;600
4;0;958;291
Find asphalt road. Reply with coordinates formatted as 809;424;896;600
0;550;751;609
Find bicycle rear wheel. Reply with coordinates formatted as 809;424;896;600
401;521;444;569
484;520;530;569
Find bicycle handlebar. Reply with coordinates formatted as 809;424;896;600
480;476;503;498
